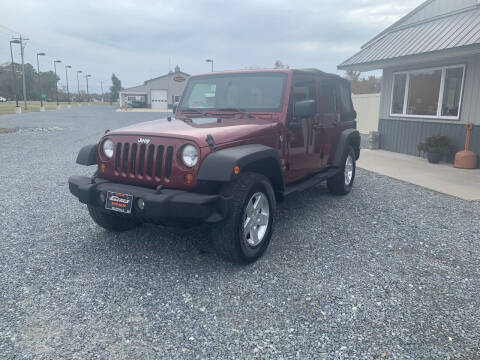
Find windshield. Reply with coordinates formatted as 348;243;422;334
179;73;287;112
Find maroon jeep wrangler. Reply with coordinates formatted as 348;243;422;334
69;69;360;263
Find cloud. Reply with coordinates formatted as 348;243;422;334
0;0;423;92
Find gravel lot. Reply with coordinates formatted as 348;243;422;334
1;106;479;359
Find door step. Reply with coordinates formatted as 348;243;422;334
283;168;339;196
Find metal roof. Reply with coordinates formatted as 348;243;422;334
339;6;480;70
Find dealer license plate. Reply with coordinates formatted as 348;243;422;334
105;191;133;214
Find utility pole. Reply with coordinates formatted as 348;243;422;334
20;36;28;109
9;39;20;108
76;70;82;102
85;74;91;102
100;81;104;102
12;35;29;109
53;60;62;106
36;52;46;109
65;65;72;104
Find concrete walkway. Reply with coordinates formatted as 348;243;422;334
357;149;480;201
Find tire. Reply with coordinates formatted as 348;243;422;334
87;205;141;232
327;145;356;195
212;172;276;264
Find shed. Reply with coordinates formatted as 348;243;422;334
119;66;190;110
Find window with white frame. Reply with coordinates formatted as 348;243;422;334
390;65;465;119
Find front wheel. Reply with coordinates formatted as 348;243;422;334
212;172;276;264
327;145;356;195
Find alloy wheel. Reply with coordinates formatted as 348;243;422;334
243;192;270;247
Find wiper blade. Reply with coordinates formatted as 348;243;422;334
216;108;254;118
180;108;211;117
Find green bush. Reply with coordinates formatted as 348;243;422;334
417;134;453;156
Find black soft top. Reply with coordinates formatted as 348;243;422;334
292;68;346;82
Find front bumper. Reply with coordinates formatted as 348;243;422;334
68;176;228;226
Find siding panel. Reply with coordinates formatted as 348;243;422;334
379;118;480;164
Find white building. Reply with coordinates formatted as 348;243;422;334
339;0;480;160
119;66;190;110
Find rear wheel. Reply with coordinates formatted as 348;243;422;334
327;145;356;195
212;172;276;264
87;205;141;232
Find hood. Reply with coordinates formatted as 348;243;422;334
108;116;281;147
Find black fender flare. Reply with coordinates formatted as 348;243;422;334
197;144;285;192
76;144;98;166
332;129;360;167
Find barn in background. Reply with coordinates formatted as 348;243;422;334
119;66;190;110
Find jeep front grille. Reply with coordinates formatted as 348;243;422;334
114;142;174;180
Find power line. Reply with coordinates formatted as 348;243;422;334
0;24;20;35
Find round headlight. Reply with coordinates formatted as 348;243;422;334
181;144;199;168
102;139;114;159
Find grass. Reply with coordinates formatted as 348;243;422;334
0;101;116;116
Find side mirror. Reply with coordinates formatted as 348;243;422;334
172;102;179;114
294;99;316;118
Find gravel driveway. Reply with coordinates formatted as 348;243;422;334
1;106;479;359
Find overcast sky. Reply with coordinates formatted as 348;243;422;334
0;0;423;93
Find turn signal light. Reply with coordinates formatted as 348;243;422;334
234;166;240;175
185;173;194;185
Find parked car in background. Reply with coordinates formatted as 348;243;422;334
0;96;7;102
69;69;360;263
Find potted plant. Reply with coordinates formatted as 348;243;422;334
417;135;453;164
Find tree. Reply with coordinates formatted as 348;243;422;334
345;70;381;94
0;62;59;101
110;73;122;104
274;60;289;69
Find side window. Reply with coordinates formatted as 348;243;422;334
293;78;316;104
339;83;353;115
320;82;337;114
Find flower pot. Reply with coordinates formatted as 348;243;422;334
427;151;442;164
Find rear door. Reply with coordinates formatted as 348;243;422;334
318;80;341;166
318;80;356;166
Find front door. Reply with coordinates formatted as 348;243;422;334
286;77;322;183
151;89;168;110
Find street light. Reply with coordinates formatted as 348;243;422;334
36;52;46;108
65;65;72;104
76;70;82;102
53;60;62;105
85;74;91;102
206;59;214;72
9;40;20;108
